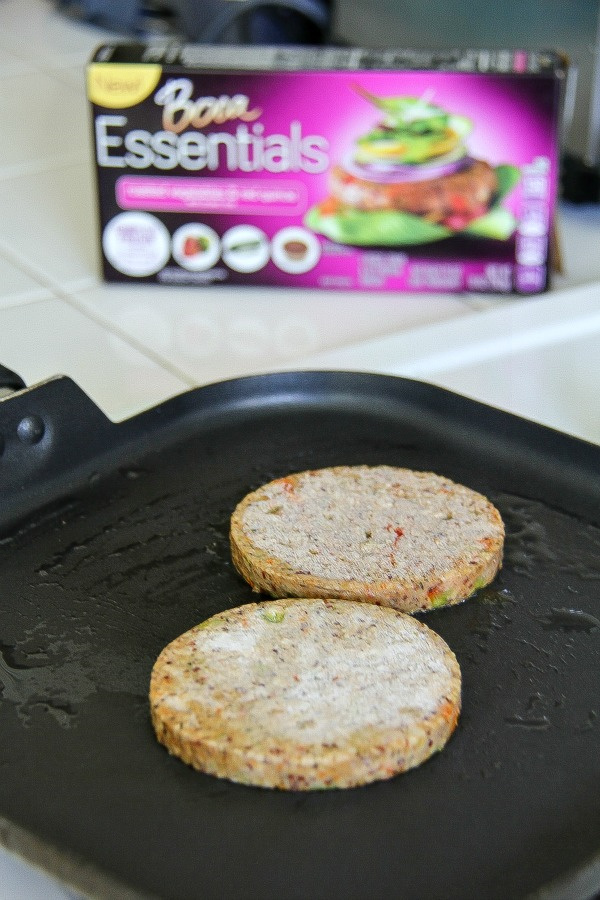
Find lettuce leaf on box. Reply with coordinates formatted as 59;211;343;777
494;163;522;199
305;205;451;246
306;164;520;246
462;207;517;240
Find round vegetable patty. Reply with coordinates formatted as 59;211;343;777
230;465;504;613
150;598;461;789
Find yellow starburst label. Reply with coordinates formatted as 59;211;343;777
87;63;162;109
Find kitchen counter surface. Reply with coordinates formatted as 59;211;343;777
0;2;599;897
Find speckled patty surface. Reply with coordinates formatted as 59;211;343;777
230;465;504;613
150;598;461;789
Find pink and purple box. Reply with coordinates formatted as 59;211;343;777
88;45;566;294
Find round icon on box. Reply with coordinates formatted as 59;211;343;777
102;212;171;277
172;224;221;271
222;225;270;273
272;227;321;274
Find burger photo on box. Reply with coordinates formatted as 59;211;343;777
306;86;521;246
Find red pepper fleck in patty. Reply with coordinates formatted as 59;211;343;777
386;523;405;547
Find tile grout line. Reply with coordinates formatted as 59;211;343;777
0;219;483;383
0;226;486;386
0;236;82;291
0;244;198;389
58;289;201;388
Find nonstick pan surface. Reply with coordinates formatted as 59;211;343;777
0;371;599;900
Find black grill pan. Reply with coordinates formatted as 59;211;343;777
0;370;599;900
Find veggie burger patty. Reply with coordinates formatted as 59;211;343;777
230;465;504;613
150;597;461;790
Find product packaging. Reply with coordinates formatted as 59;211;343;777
88;44;566;293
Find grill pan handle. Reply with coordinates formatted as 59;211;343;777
0;363;26;396
0;369;127;534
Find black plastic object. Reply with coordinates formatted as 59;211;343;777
561;151;600;204
0;363;25;393
56;0;332;44
0;371;599;900
189;0;331;44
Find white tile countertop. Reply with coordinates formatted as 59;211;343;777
0;2;599;897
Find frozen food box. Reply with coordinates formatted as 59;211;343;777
87;44;566;293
